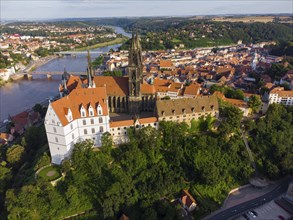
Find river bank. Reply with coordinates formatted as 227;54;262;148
73;37;128;52
0;26;130;121
25;55;58;72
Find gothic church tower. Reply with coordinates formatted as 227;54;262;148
128;32;143;114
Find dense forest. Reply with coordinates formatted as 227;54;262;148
1;103;292;220
119;19;292;50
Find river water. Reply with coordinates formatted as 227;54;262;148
0;26;131;121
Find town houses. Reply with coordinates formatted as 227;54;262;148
0;23;119;81
269;87;293;106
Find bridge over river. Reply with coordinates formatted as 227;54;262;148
30;71;86;75
12;71;87;80
54;51;105;56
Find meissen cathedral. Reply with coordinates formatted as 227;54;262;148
59;32;156;114
45;32;219;164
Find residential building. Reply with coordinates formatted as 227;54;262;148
269;87;293;106
180;190;197;212
155;95;219;123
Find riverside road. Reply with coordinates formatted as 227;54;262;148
206;177;292;220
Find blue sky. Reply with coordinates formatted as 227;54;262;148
1;0;292;20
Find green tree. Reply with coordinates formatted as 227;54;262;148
0;166;12;194
33;103;46;118
92;55;104;68
248;95;262;113
24;126;46;151
6;145;25;166
249;104;293;179
101;132;113;155
218;102;243;135
198;115;216;132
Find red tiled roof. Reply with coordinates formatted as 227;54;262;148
271;87;293;97
181;190;196;208
51;87;108;126
66;75;84;92
160;59;173;68
138;117;157;124
110;119;134;128
119;214;129;220
93;76;129;97
141;83;156;94
153;78;170;86
184;83;201;96
110;117;158;128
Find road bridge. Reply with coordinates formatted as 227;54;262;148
29;71;86;75
54;51;104;56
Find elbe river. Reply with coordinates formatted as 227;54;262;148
0;26;131;121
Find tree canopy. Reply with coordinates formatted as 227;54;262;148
2;103;292;219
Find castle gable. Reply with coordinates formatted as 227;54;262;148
51;87;108;126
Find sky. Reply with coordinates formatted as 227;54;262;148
1;0;292;20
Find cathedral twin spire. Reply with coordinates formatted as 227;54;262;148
129;31;143;68
128;31;143;98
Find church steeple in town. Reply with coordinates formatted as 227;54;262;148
87;50;94;88
127;31;143;114
128;31;143;97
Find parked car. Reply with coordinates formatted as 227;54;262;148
251;210;258;217
243;213;250;220
248;210;257;218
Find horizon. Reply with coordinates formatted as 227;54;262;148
2;12;293;23
1;0;292;21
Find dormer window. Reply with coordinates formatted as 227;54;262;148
161;111;165;116
80;106;86;117
202;106;205;111
182;108;186;114
211;105;214;110
67;108;73;122
97;104;103;115
191;107;195;113
88;105;94;117
172;110;176;115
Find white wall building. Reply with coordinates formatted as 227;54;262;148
269;87;293;106
45;87;110;164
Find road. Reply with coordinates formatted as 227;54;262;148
206;177;292;220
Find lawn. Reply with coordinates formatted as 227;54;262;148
38;165;61;181
172;38;182;43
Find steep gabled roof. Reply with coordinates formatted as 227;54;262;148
181;190;197;208
156;95;218;117
51;87;108;126
93;76;129;97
